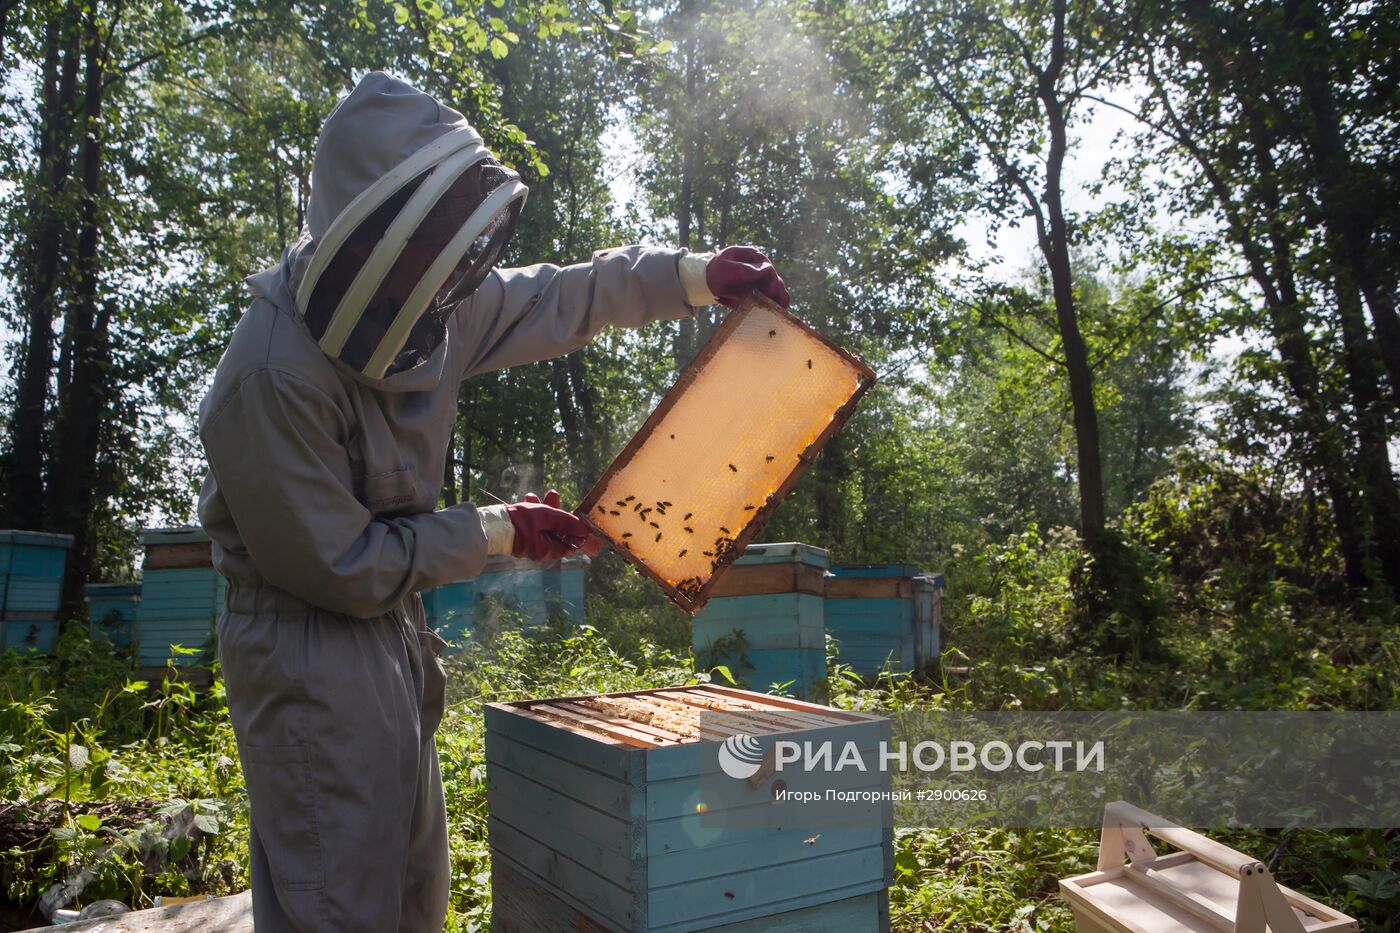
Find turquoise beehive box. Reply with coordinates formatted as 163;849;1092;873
691;542;829;700
136;527;225;667
423;553;588;646
825;564;942;677
86;582;141;648
486;685;893;931
0;530;73;654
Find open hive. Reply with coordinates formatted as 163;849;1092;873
486;684;893;932
579;293;874;614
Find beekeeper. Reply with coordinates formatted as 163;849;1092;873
196;72;788;931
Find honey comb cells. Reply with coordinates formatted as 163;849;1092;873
580;293;875;613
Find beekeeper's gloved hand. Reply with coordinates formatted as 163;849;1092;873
478;490;591;561
678;246;790;310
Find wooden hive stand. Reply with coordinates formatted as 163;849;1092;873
487;684;894;932
1059;801;1359;933
691;543;830;700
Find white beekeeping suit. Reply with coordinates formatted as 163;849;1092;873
196;72;710;932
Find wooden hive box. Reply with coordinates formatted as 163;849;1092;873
691;543;829;700
486;684;893;932
85;581;141;648
424;554;588;646
137;527;225;667
912;573;944;675
1060;801;1358;933
825;563;937;677
0;529;73;654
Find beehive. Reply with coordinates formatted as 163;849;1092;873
692;543;828;700
136;527;225;667
1060;801;1358;933
825;564;940;678
912;574;944;674
486;684;893;932
580;294;874;614
0;530;73;654
86;582;141;648
423;553;587;646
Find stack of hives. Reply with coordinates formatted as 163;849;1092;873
825;564;944;678
85;582;141;648
136;527;225;668
486;684;894;931
0;530;73;654
421;553;588;646
691;542;830;700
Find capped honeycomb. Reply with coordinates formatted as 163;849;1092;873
579;293;874;613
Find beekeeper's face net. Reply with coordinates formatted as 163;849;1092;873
298;153;526;380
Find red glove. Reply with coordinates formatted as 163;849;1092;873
505;490;591;561
705;246;790;309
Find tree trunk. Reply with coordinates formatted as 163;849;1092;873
1038;0;1107;551
1332;266;1400;591
672;2;700;369
7;4;82;529
442;419;458;507
566;351;602;480
47;1;108;618
1283;0;1400;407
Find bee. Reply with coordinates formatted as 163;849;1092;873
720;526;731;535
684;527;694;534
744;505;755;511
769;329;776;337
703;550;714;557
624;495;635;501
678;549;688;558
640;507;652;518
807;359;813;369
649;521;660;529
683;512;693;520
655;532;663;542
597;504;606;513
728;463;738;472
622;532;633;538
765;455;775;462
670;434;676;439
610;510;621;516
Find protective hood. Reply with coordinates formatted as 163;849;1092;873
294;72;527;382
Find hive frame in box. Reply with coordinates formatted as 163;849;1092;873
1059;801;1358;932
579;293;875;614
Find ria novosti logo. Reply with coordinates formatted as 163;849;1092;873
717;734;765;780
715;735;1106;781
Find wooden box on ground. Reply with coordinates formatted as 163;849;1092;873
137;527;225;667
1059;801;1358;932
86;582;141;648
0;530;73;654
486;684;893;932
825;563;940;678
692;543;828;700
423;554;588;646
